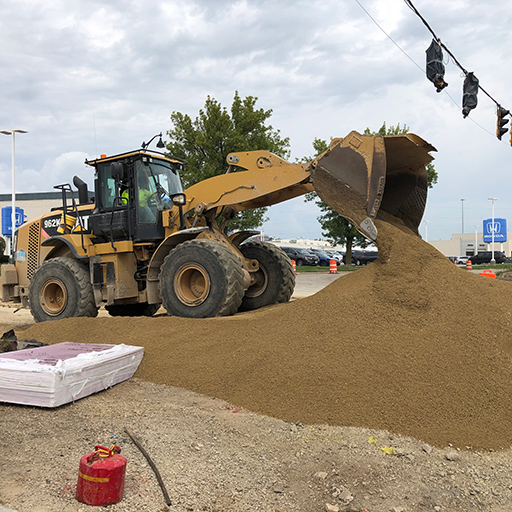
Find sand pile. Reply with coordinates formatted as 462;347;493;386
20;219;512;450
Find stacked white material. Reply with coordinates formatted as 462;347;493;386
0;342;144;407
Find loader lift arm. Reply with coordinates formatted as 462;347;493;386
181;130;435;241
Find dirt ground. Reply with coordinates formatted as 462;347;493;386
1;368;512;512
2;219;512;511
2;327;512;510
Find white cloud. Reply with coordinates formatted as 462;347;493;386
0;0;511;241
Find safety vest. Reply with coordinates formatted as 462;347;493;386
121;188;152;206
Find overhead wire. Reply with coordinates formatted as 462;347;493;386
403;0;502;108
352;0;508;140
352;0;423;73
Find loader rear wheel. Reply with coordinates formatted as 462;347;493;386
159;239;244;318
238;241;295;312
29;257;98;323
105;303;160;317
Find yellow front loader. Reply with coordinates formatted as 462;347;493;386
0;130;434;322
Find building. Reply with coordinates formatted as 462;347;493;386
0;192;86;251
428;232;511;258
0;192;73;229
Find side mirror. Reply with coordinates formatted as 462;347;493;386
111;162;125;180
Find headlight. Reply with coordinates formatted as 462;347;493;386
171;193;187;206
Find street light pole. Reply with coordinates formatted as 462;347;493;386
460;198;465;233
1;129;28;258
424;220;430;242
488;197;498;264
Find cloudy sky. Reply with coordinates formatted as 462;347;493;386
1;0;511;243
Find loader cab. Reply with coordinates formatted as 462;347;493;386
87;151;185;243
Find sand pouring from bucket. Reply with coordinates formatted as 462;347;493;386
310;131;436;241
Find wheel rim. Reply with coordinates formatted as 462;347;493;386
40;278;67;316
174;263;211;306
246;266;269;298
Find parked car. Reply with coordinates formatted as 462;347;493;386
467;251;507;264
357;251;379;265
343;250;379;266
307;249;332;266
456;256;469;265
280;247;319;266
325;250;343;265
342;252;355;265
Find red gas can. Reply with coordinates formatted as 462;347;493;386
76;445;126;506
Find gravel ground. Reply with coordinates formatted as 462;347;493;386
2;219;512;511
1;377;512;512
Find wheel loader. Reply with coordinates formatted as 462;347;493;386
0;130;435;322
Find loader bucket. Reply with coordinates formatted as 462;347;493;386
310;131;435;241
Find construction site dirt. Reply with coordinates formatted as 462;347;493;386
2;218;512;511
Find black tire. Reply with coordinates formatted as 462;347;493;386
29;257;98;323
105;303;160;317
239;242;295;312
296;258;304;266
320;260;329;267
159;239;244;318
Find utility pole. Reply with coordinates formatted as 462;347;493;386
1;129;28;257
488;197;498;264
460;198;465;233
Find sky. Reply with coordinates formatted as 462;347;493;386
1;0;511;243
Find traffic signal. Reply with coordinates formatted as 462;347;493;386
496;106;510;140
426;39;448;92
462;72;479;118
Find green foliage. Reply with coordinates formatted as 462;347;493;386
165;92;290;231
316;201;370;251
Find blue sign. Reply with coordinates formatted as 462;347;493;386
1;206;25;236
483;218;507;243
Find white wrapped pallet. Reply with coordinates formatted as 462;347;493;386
0;342;144;407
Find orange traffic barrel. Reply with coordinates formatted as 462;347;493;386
291;259;296;274
466;259;473;271
479;269;496;279
329;259;338;274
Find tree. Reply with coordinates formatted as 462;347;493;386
165;92;290;231
306;123;438;264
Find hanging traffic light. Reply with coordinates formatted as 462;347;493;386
426;39;448;92
496;106;510;140
462;72;479;118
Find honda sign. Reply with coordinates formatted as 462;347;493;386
483;218;507;243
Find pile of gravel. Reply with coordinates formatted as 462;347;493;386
22;218;512;450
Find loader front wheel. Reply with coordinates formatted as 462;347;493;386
239;242;295;311
159;239;244;318
29;257;98;322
